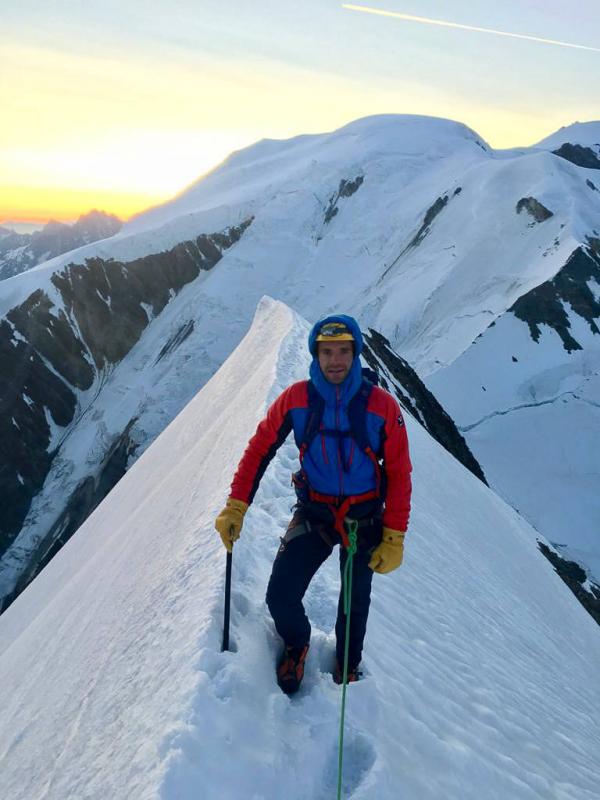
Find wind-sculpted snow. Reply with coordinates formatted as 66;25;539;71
1;299;599;800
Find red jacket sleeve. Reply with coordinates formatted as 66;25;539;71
229;383;304;504
376;391;412;531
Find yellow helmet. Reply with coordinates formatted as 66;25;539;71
315;321;355;343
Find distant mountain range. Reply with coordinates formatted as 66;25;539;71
0;114;598;625
0;210;122;281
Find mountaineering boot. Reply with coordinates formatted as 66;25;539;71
333;660;362;685
277;644;310;695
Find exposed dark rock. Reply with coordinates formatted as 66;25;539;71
380;193;451;280
51;222;251;370
362;329;487;484
552;143;600;170
0;317;76;554
410;195;449;247
0;420;138;614
510;243;600;351
538;541;600;626
0;218;253;563
339;176;364;198
516;197;554;223
155;320;195;363
323;176;364;224
588;236;600;257
7;290;96;390
453;187;462;196
587;179;598;192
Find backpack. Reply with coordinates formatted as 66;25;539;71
294;369;385;545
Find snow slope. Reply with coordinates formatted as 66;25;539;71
535;121;600;151
1;298;599;800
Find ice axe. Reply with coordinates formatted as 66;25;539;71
221;549;233;652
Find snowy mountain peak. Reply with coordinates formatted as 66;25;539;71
535;120;600;151
534;121;600;172
125;113;491;236
334;113;490;150
205;114;488;176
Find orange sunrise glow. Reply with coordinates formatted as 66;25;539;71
2;3;597;226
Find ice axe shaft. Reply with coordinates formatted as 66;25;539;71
221;550;233;652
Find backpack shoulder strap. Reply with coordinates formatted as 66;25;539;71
300;380;325;453
361;367;379;386
347;378;374;452
349;378;384;496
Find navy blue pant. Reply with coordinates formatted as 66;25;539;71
266;510;380;670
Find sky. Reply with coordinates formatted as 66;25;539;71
1;0;599;225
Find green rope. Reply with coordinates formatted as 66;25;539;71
336;521;358;800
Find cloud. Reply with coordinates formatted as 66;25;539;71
342;4;600;53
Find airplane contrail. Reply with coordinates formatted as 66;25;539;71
342;4;600;53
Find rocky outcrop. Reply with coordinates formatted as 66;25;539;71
538;541;600;626
362;329;487;484
49;235;228;371
510;241;600;352
322;176;365;227
380;191;456;281
516;197;554;223
0;419;138;613
552;143;600;170
0;218;253;559
0;210;123;281
155;320;195;364
408;194;449;248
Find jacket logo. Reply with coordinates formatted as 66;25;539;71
397;415;404;427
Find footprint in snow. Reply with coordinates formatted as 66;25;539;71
231;590;250;616
318;728;376;799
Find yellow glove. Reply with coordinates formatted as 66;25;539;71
215;498;248;552
368;528;405;574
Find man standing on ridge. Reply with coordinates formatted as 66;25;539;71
215;315;412;694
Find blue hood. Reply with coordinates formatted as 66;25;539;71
308;314;363;403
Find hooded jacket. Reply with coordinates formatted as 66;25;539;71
229;315;412;531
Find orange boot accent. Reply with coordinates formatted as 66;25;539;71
277;644;310;695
